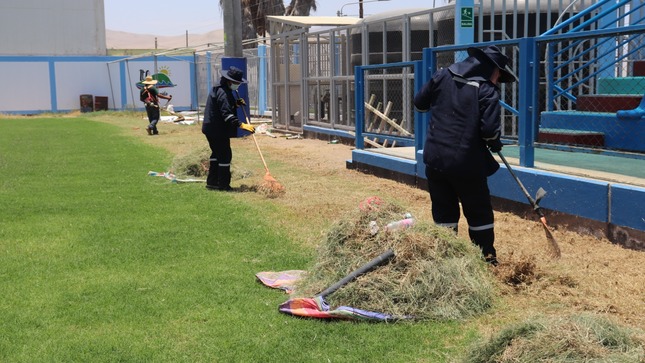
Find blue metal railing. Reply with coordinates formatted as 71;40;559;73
540;0;645;111
354;1;645;169
354;61;423;151
544;25;645;111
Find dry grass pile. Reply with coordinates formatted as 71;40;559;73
170;145;210;178
293;198;497;321
461;313;645;362
493;253;540;287
256;172;286;198
170;145;254;181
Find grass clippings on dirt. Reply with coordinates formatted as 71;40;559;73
461;313;645;362
293;198;497;321
170;144;210;178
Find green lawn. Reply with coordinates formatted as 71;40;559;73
0;117;476;362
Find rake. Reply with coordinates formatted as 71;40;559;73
497;151;561;258
235;91;285;197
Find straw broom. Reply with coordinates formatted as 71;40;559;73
235;92;285;197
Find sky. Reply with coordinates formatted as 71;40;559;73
104;0;446;36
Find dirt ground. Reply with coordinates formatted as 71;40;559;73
127;116;645;333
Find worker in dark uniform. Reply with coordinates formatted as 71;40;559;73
140;75;172;135
202;66;255;191
413;45;517;266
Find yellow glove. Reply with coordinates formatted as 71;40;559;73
240;123;255;134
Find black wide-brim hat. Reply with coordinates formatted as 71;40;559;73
467;46;517;83
220;66;248;84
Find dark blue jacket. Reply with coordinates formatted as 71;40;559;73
414;57;501;178
202;78;242;138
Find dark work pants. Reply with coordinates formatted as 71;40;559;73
205;133;232;189
145;105;160;134
425;166;496;258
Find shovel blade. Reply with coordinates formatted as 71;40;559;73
535;187;547;205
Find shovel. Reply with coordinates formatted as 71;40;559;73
161;98;185;122
497;151;561;258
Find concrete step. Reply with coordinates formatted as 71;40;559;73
538;128;605;147
576;94;643;112
540;111;645;152
634;60;645;77
597;77;645;95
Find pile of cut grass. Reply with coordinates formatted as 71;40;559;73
170;144;210;177
293;198;496;320
170;145;254;181
461;313;645;362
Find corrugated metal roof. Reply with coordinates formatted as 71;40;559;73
266;16;360;28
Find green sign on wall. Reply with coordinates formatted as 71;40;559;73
460;7;473;28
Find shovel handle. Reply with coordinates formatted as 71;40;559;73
497;151;541;213
234;91;270;173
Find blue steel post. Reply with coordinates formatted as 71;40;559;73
412;60;424;152
455;0;475;61
518;37;536;167
258;44;267;115
222;57;249;137
546;42;554;112
49;61;57;112
206;52;212;92
119;61;128;110
414;57;427;179
597;1;619;79
415;55;430;153
355;65;365;149
416;48;436;177
190;54;197;111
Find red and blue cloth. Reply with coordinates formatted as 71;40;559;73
256;270;396;321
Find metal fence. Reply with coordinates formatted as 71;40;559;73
268;0;634;134
536;27;645;154
534;0;645;154
354;62;421;152
194;46;270;118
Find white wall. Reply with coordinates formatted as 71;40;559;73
121;60;193;110
0;61;51;112
0;0;106;56
0;55;194;114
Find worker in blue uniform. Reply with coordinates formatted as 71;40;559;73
202;66;255;191
414;45;517;266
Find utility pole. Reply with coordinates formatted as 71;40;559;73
223;0;243;57
359;0;364;18
221;0;248;136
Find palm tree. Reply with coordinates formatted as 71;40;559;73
219;0;318;40
284;0;317;16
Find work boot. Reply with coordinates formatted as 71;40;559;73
469;227;496;261
206;159;219;187
484;254;499;267
146;127;152;135
218;166;232;191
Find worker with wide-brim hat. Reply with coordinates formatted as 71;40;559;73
201;66;255;191
141;75;158;85
139;75;172;135
413;45;517;267
466;45;517;83
220;66;248;85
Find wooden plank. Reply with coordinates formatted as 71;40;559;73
348;131;384;148
372;102;393;146
364;102;411;136
366;101;382;132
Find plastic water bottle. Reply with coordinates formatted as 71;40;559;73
385;218;415;232
368;221;379;236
